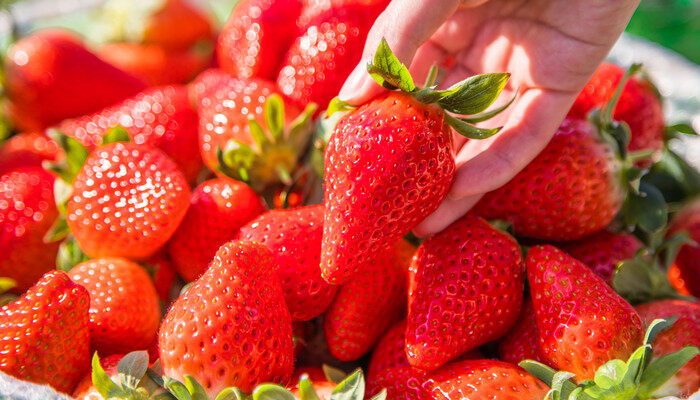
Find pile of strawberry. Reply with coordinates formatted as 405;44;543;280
0;0;699;399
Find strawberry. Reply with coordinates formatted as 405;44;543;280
292;366;327;383
406;215;524;370
66;142;191;260
560;230;643;285
667;197;700;297
324;239;413;361
0;167;59;292
497;300;543;365
321;40;510;284
236;204;336;321
188;68;234;107
568;62;664;159
159;240;294;396
97;42;213;86
59;85;203;183
72;354;122;400
4;29;146;131
168;178;265;282
0;132;62;176
527;245;645;380
276;0;389;109
636;300;700;397
425;360;548;400
68;258;161;356
217;0;303;80
197;76;316;192
144;251;178;303
0;270;90;393
668;263;692;296
366;366;429;400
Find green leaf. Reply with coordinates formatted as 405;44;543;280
56;235;89;272
621;344;648;387
460;91;516;123
92;353;126;399
658;233;695;269
603;63;642;123
424;65;439;88
102;125;131;144
146;360;165;388
248;119;270;151
265;94;286;142
637;346;700;398
47;129;89;183
164;377;192;400
444;114;501;139
665;122;697;139
437;73;510;115
623;181;667;233
153;393;179;400
215;387;247;400
593;359;626;388
366;38;415;92
644;317;677;348
298;376;321;400
519;360;562;387
642;148;700;203
326;97;355;117
53;179;73;216
117;351;149;389
43;216;70;243
368;389;387;400
323;365;348;384
330;369;364;400
252;384;297;400
184;375;209;400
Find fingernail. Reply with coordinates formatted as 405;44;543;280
338;62;369;103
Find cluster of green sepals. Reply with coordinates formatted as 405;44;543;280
91;351;386;400
521;318;699;400
216;94;317;193
327;38;514;139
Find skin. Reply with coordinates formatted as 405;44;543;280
338;0;641;236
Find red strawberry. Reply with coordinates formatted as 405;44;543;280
0;167;59;292
276;0;389;108
168;178;265;282
66;142;191;260
425;360;548;400
472;117;625;241
667;197;700;297
366;366;430;400
4;29;146;131
636;299;700;397
144;251;178;303
217;0;303;80
569;62;664;159
527;245;645;380
188;68;235;108
291;366;326;383
560;230;643;285
59;85;203;183
288;377;336;400
159;240;294;396
68;258;161;356
324;239;413;361
497;300;543;365
406;215;524;370
0;270;90;393
320;40;510;284
668;263;692;296
72;354;122;400
0;132;62;176
236;204;336;321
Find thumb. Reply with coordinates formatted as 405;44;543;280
338;0;461;105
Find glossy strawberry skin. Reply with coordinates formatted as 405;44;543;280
472;117;624;241
168;178;265;282
426;360;548;400
66;142;191;260
237;204;336;321
276;0;389;109
667;198;700;297
568;62;664;158
217;0;303;80
0;167;59;292
69;258;161;356
497;300;543;365
4;29;146;131
527;245;645;380
322;92;454;284
72;354;122;400
560;230;643;285
0;270;90;394
198;77;300;172
636;300;700;397
159;240;294;396
324;239;413;361
0;132;62;176
59;85;203;183
366;366;430;400
407;215;524;371
188;68;235;108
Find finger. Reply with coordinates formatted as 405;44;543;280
413;195;482;237
449;88;577;198
338;0;462;104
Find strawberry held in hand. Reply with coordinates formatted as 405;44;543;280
322;39;511;284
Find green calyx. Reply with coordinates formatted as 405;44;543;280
327;38;514;139
217;94;317;193
521;318;699;400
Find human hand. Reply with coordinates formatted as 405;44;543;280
338;0;640;236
